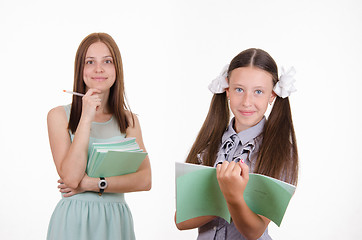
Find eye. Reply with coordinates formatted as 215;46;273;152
235;88;243;93
105;59;113;64
85;60;94;64
255;90;263;94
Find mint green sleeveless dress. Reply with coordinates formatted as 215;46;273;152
47;105;136;240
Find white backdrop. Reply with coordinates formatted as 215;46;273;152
1;0;362;239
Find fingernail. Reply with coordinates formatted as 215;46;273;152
217;162;223;165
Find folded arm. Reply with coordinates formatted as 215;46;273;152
58;112;151;197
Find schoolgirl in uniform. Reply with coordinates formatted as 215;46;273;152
176;48;298;240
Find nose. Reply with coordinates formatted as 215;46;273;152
95;63;104;73
241;92;252;107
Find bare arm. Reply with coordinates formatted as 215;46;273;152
174;213;216;230
48;89;102;189
47;106;90;189
216;161;270;240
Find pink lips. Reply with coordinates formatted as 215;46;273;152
93;77;107;82
239;111;255;116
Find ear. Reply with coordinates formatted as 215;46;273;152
269;91;277;104
224;77;229;97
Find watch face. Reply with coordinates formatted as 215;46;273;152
98;179;108;189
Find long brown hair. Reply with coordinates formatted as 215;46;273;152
68;32;133;133
186;48;298;185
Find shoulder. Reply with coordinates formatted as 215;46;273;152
125;110;143;136
124;110;140;129
48;105;65;117
47;106;68;125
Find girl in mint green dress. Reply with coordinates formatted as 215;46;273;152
47;33;151;240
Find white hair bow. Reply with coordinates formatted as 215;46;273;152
273;67;297;98
208;64;229;94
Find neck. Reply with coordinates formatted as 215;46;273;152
96;90;111;114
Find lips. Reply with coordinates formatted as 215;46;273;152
239;110;255;116
92;77;107;82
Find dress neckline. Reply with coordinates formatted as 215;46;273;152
92;116;114;125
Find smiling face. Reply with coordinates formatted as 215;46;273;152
83;41;116;92
226;66;276;133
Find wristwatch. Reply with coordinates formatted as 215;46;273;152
98;177;108;196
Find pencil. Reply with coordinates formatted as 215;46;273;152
63;90;85;97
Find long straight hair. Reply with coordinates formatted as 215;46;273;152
68;33;133;134
186;48;298;185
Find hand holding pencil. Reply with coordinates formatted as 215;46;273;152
64;89;102;122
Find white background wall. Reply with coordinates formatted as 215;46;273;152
1;0;361;239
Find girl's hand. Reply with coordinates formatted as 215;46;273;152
81;88;102;123
58;174;92;197
216;161;249;205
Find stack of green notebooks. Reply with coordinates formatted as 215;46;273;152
86;138;147;178
175;162;296;227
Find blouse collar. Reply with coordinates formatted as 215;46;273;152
221;117;266;146
215;117;266;166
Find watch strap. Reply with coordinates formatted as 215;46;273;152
99;177;105;196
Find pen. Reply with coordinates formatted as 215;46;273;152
63;90;85;97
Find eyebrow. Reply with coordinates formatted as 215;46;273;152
231;83;266;89
85;55;113;59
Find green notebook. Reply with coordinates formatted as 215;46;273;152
175;162;295;227
87;138;147;178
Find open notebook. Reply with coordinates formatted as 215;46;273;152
175;162;296;227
